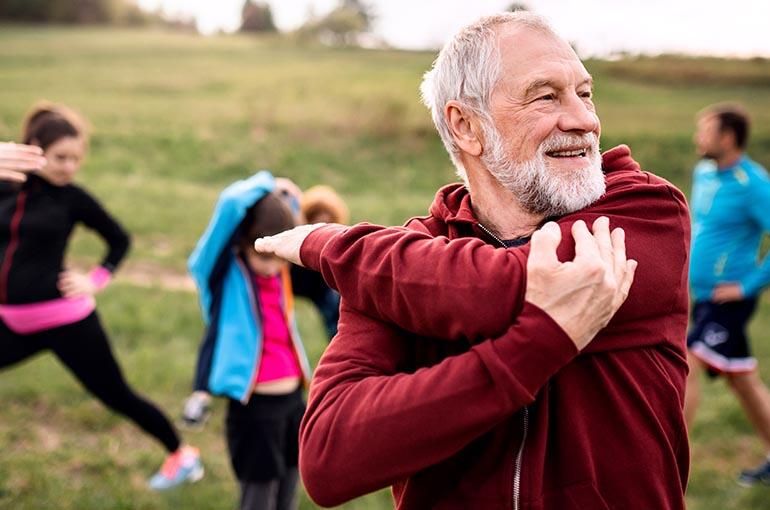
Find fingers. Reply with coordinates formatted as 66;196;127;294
253;224;321;266
610;226;627;284
253;235;279;255
57;271;83;297
58;279;77;297
528;221;562;268
618;259;637;302
572;219;601;263
0;170;27;183
0;142;46;174
591;217;613;267
0;142;43;157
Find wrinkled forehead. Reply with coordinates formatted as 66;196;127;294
494;24;590;92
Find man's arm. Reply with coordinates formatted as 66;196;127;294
256;177;684;346
300;301;577;507
739;172;770;297
298;219;635;505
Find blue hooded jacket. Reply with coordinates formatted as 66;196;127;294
188;171;311;402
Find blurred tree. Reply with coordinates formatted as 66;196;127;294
0;0;52;21
49;0;117;24
240;0;276;33
507;2;530;11
0;0;178;26
340;0;373;30
296;0;373;46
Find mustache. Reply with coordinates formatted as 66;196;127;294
540;132;599;153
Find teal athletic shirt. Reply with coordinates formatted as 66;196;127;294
690;155;770;302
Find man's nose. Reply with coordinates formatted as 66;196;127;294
557;94;599;134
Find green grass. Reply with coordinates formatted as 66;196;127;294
0;24;770;509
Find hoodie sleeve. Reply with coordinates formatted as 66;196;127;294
299;300;577;507
300;173;691;351
301;222;528;343
188;171;275;319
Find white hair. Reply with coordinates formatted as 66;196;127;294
420;12;556;184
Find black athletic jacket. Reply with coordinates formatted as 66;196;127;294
0;174;130;304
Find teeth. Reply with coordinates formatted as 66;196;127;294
549;149;586;157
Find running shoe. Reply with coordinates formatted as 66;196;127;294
738;459;770;487
148;445;204;490
180;393;212;431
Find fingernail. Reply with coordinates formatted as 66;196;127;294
542;221;559;232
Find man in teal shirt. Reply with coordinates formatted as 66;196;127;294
685;103;770;486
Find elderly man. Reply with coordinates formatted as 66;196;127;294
255;12;690;510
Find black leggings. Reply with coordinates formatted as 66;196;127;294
0;312;180;453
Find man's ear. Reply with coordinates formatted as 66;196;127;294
445;100;483;157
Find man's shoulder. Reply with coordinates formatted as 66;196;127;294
603;167;686;208
693;160;716;178
740;156;770;186
403;214;445;236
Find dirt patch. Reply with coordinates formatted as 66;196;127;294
34;423;61;452
117;261;195;292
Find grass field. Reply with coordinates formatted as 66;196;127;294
1;25;770;509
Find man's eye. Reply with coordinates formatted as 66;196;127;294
579;90;593;99
538;94;555;101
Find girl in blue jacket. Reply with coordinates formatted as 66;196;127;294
186;172;311;510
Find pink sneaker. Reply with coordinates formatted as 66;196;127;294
148;445;204;490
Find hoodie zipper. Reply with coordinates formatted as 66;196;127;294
513;407;529;510
0;191;28;304
477;222;505;247
476;222;529;510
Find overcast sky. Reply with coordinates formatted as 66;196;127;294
136;0;770;58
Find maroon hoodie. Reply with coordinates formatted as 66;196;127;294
299;146;690;509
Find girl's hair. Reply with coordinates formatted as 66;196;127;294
301;185;349;224
21;101;88;150
239;192;296;248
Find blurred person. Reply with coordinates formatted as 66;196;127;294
685;102;770;486
0;102;202;491
183;172;311;510
180;181;344;429
254;12;690;509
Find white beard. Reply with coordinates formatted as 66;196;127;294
481;125;606;217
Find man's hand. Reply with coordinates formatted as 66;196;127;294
0;142;46;183
525;217;637;350
57;270;97;298
712;282;744;303
253;223;330;266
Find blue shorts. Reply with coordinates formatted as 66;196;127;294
687;299;758;378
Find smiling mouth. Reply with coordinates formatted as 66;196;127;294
546;147;589;158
